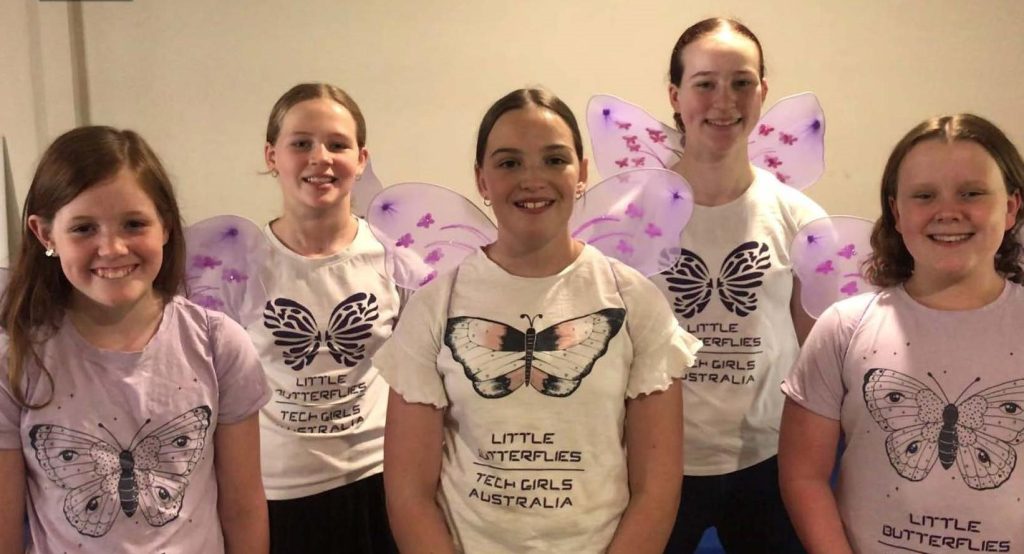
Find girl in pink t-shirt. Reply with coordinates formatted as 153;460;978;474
779;114;1024;552
0;126;270;553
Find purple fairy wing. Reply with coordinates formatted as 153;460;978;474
365;183;497;289
570;168;694;276
587;95;682;179
351;158;385;218
791;216;876;318
747;92;825;190
184;215;270;326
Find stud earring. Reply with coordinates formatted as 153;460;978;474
483;198;492;207
45;247;56;258
270;169;279;178
355;173;363;181
575;187;584;200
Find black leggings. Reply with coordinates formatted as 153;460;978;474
665;456;804;554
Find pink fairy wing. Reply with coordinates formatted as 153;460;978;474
365;183;497;290
351;158;385;218
587;95;682;179
184;215;270;327
570;168;694;276
791;216;876;318
747;92;825;190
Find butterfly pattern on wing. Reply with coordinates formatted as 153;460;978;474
29;406;211;537
863;368;1024;490
445;308;626;399
662;241;771;318
263;294;379;371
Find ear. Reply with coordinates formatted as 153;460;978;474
27;215;54;251
760;77;769;104
264;142;277;173
578;157;589;190
1005;190;1022;231
357;147;369;177
667;83;680;112
475;165;489;202
888;195;902;234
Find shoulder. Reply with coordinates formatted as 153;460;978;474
166;295;247;344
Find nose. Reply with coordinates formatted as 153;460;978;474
309;143;330;165
97;230;129;257
712;83;736;108
518;163;546;190
933;197;964;223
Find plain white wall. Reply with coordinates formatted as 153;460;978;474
5;0;1024;227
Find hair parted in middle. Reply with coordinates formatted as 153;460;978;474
474;88;584;168
265;82;367;148
863;113;1024;287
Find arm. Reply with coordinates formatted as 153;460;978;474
214;414;269;554
790;276;816;345
607;380;684;554
0;449;26;554
778;398;852;554
383;389;456;554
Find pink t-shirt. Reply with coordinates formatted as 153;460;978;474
0;296;270;553
783;284;1024;553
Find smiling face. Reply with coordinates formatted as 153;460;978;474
669;30;767;158
476;106;588;251
892;139;1021;291
29;168;169;316
265;97;367;215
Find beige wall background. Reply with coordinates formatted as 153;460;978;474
3;0;1023;236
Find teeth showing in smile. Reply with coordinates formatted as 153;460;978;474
515;200;554;209
92;265;137;279
930;234;971;243
303;176;336;185
707;118;741;127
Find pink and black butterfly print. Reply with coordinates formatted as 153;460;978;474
445;308;626;399
263;293;379;371
29;406;211;537
662;242;771;318
863;368;1024;490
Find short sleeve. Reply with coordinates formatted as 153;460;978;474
614;264;702;398
0;337;23;449
374;280;449;408
210;312;271;424
780;300;860;420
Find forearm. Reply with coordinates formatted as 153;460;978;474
607;478;681;554
387;493;457;554
219;499;269;554
780;477;852;554
0;450;26;554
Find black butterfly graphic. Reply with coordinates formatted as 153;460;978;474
445;308;625;399
263;293;379;371
29;406;211;537
863;368;1024;490
662;241;770;318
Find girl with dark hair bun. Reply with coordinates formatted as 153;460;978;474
780;114;1024;552
656;17;825;552
377;88;700;552
0;126;270;552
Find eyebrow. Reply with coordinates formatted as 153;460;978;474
66;210;154;222
688;69;758;80
488;144;573;158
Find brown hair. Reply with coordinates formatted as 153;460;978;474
1;126;186;408
474;88;584;168
667;17;766;133
265;83;367;147
864;113;1024;286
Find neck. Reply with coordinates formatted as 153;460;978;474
69;291;165;352
485;232;582;278
904;271;1006;310
272;206;357;257
672;147;755;206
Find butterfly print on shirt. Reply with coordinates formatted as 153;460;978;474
29;406;211;537
263;293;379;371
863;368;1024;490
445;308;626;399
663;241;771;318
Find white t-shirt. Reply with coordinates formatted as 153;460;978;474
783;284;1024;553
249;217;402;499
651;167;826;475
0;297;270;553
376;245;701;553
